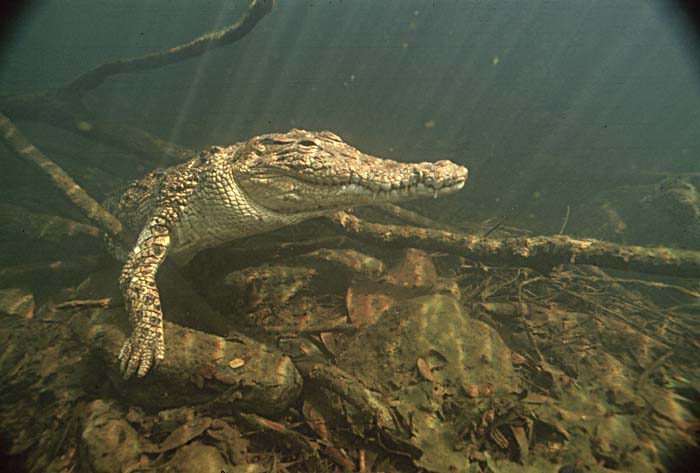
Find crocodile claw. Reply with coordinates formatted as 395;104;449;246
118;324;165;379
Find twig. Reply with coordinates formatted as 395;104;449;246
636;350;674;390
558;205;570;235
565;290;671;350
585;275;700;299
51;298;113;311
516;278;548;366
483;210;512;238
606;294;698;336
482;219;504;238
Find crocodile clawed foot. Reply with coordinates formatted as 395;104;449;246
118;324;165;379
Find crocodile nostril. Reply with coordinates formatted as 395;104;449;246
298;140;316;147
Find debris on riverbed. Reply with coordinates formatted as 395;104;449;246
1;234;698;472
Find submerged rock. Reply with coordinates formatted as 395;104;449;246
299;248;386;278
383;248;438;288
337;294;520;472
80;400;146;473
344;248;448;328
0;288;35;319
223;264;317;311
162;441;233;473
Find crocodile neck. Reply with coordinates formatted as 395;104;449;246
168;162;325;263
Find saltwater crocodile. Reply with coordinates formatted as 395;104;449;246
109;129;468;379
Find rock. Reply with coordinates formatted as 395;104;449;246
151;416;212;453
337;294;520;473
223;264;317;311
345;283;395;328
80;400;145;473
299;248;385;278
344;249;457;329
432;276;461;299
341;294;517;393
0;288;35;318
383;248;438;288
162;441;233;472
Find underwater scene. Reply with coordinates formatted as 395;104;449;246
1;1;699;472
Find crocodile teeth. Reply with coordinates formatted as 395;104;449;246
433;189;439;199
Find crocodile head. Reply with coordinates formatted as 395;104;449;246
232;129;468;214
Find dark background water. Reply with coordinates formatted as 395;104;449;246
1;0;699;236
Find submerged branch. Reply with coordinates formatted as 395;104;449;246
0;0;272;164
65;0;275;94
374;203;456;231
0;256;101;284
0;89;193;165
81;119;194;164
0;112;123;238
0;1;273;243
0;203;101;242
331;211;700;278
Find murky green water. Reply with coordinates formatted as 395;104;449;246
1;1;698;471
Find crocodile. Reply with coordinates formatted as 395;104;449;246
109;128;468;379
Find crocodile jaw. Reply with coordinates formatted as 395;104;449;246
233;129;468;214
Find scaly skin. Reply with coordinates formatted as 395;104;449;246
109;129;468;378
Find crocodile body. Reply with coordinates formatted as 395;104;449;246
110;129;468;378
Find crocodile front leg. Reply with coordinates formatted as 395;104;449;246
118;215;171;379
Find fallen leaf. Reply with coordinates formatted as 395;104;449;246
416;357;434;381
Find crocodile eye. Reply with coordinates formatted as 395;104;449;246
298;140;317;147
